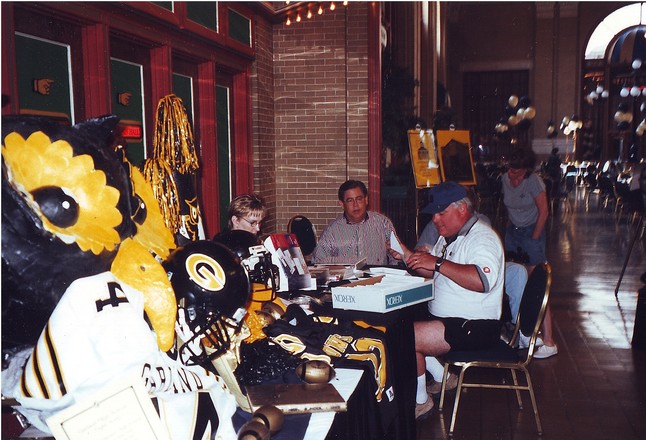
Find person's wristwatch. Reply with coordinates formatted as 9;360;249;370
434;257;444;273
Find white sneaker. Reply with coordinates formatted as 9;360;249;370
533;344;558;359
517;333;544;349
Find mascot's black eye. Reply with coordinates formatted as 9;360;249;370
131;195;147;225
32;186;79;228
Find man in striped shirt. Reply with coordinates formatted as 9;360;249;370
312;180;397;266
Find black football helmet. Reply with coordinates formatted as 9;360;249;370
213;229;279;302
164;240;251;365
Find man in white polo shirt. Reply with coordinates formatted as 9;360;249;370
392;181;505;420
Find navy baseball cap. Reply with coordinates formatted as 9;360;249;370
421;181;467;215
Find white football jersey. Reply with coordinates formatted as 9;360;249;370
5;271;237;439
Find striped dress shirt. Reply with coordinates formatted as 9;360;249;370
312;211;396;266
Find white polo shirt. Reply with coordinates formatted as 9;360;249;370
428;218;505;320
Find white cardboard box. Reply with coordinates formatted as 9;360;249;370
331;272;434;313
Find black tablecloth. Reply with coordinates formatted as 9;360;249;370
268;268;426;440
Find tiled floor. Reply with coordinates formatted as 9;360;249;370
416;187;646;439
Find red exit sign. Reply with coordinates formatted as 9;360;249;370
121;124;142;139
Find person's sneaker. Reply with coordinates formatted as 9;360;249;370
533;344;558;359
415;397;435;420
427;373;458;395
518;333;544;349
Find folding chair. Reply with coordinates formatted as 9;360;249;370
438;262;552;436
287;215;317;259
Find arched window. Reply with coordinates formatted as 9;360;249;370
581;3;646;162
585;3;646;60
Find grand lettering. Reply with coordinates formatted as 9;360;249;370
141;363;204;393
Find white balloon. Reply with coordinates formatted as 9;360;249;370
595;85;604;95
564;127;572;136
508;95;519;108
517;108;525;118
589;91;598;100
620;87;630;97
601;90;610;98
632;59;642;70
524;106;536;119
631;86;641;97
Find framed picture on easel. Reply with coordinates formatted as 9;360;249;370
436;130;476;186
408;129;441;188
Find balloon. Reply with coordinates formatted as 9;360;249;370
564;127;572;136
630;86;641;97
620;87;630;97
642;102;646;113
518;96;531;107
601;90;609;98
517;108;525;118
632;59;642;70
504;105;516;117
614;111;623;122
547;123;557;139
508;95;519;108
617;102;629;112
595;85;604;95
517;119;531;130
524;106;536;119
508;115;519;126
624;113;633;123
617;120;630;131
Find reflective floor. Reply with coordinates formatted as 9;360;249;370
416;187;646;439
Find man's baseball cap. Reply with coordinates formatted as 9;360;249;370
421;181;467;215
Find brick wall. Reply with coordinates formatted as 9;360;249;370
264;2;370;238
251;15;277;233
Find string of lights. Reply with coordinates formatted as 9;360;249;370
284;1;349;26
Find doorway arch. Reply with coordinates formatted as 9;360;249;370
582;3;646;163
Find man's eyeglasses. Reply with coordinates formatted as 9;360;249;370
344;195;365;205
240;217;262;228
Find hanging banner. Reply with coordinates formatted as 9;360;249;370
408;129;441;188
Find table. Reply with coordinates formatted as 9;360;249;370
275;286;424;440
323;303;421;440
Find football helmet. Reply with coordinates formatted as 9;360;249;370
164;240;251;365
212;230;279;302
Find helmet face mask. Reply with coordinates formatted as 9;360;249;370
244;244;280;302
164;240;251;366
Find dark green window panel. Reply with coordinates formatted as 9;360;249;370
110;58;146;167
217;85;231;228
15;33;73;124
172;73;194;127
228;9;251;46
187;2;218;32
152;2;173;11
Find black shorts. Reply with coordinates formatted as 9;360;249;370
431;316;502;351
